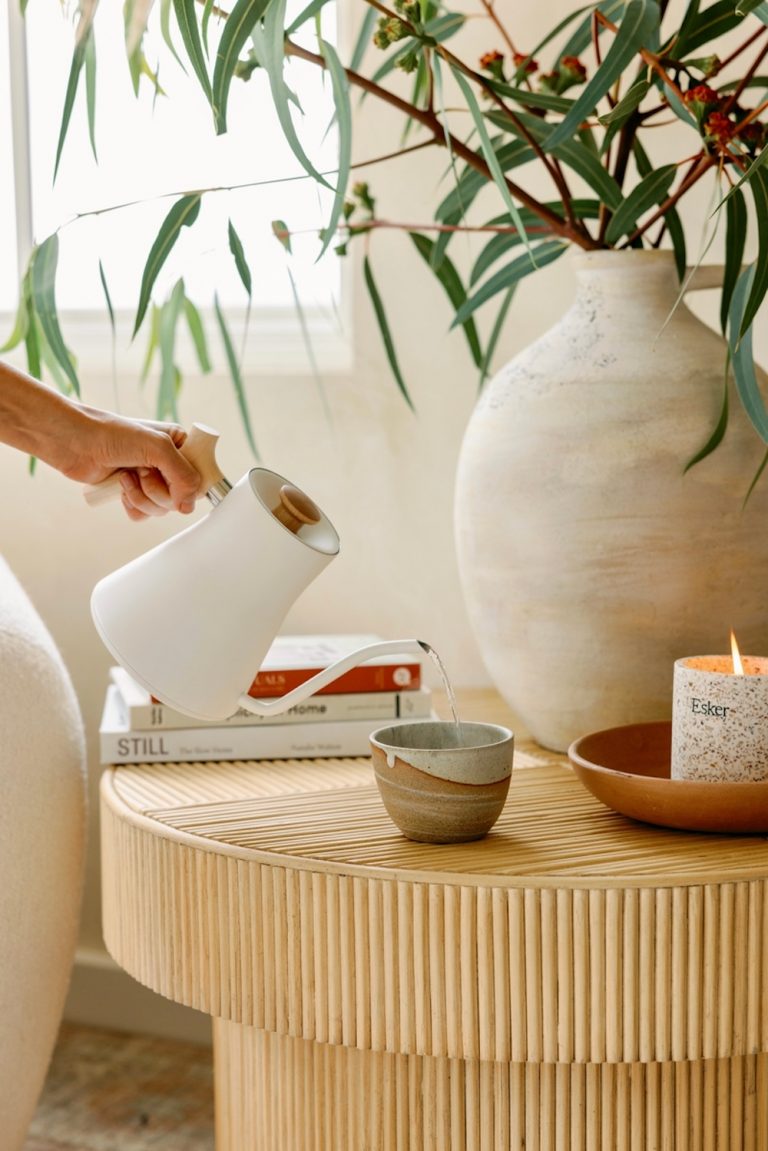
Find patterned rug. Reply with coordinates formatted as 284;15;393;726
24;1023;214;1151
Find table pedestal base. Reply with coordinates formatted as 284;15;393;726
213;1020;768;1151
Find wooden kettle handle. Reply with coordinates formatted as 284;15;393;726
82;423;225;507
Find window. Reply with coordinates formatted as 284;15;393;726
2;1;347;372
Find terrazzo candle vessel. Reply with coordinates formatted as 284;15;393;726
671;655;768;782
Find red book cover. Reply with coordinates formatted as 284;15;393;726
246;634;422;698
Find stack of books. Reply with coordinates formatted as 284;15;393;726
99;634;433;764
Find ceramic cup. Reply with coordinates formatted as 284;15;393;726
369;720;514;843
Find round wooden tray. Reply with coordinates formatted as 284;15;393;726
568;720;768;833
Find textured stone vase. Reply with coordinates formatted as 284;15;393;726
454;249;768;752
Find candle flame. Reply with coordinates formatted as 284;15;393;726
731;630;745;676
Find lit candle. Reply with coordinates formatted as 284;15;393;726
671;633;768;782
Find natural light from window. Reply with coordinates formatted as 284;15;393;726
14;1;340;315
0;11;18;313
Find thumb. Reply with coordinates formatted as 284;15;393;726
149;435;203;512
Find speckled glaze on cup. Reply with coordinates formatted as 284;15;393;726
369;720;514;843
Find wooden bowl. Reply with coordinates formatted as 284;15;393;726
568;721;768;834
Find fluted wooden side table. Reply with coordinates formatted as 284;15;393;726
100;690;768;1151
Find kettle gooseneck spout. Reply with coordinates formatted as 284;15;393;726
237;640;431;717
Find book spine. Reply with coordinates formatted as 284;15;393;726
100;716;406;764
248;662;421;697
113;688;433;730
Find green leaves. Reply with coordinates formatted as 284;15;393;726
452;68;531;252
54;0;100;179
173;0;213;103
453;240;568;327
729;264;768;443
214;293;259;457
720;186;747;334
409;233;483;368
546;0;661;151
212;0;272;134
739;166;768;338
249;0;331;186
31;236;80;395
133;193;202;337
316;36;352;260
604;163;676;243
363;257;414;412
228;219;252;297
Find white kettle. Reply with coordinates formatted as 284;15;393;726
89;428;425;722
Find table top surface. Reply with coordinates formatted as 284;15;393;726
104;690;768;891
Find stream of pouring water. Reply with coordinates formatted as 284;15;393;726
418;641;462;740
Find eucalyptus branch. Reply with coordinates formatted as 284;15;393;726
718;25;768;74
479;0;518;57
284;37;598;248
722;41;768;116
360;218;555;236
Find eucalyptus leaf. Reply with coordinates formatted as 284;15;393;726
598;76;651;126
287;0;333;36
453;240;568;327
183;296;212;372
24;310;42;382
632;137;686;276
605;163;676;243
228;219;252;297
173;0;213;101
546;0;662;152
409;233;483;368
31;235;80;395
140;305;162;381
479;286;516;391
559;0;628;58
0;293;29;353
729;264;768;442
363;256;414;411
720;186;746;334
213;0;273;135
133;193;202;337
316;36;351;260
249;0;331;185
739;166;768;338
160;0;186;69
98;259;115;334
484;81;575;115
215;293;259;457
84;27;98;162
489;111;624;209
684;356;730;471
672;0;747;56
435;139;533;223
470;201;600;285
451;68;531;253
157;280;185;421
349;6;377;72
54;28;93;179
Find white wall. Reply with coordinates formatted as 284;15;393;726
2;0;764;1035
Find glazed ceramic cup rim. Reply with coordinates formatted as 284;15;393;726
370;720;513;753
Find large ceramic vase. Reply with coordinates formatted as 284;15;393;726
454;249;768;752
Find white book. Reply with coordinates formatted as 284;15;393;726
99;686;433;764
108;666;432;730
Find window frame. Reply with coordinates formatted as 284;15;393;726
2;3;352;381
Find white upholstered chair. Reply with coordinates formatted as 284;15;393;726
0;558;87;1149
